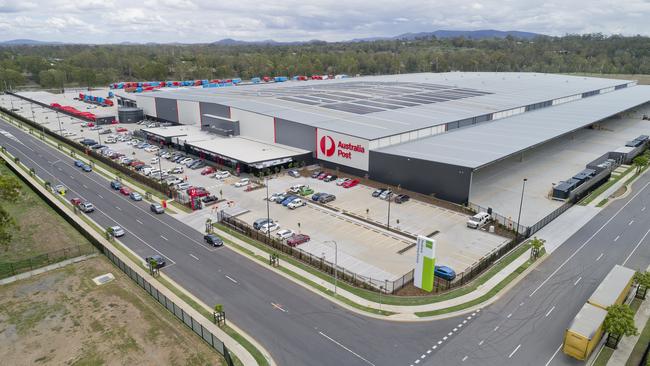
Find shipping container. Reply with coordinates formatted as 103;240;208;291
588;265;635;310
563;303;607;361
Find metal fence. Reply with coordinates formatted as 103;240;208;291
0;244;96;279
218;211;413;294
467;202;529;236
101;246;234;366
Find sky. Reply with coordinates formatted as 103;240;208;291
0;0;649;43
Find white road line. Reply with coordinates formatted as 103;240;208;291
507;313;512;318
509;344;522;358
614;235;620;242
642;206;646;212
115;206;121;211
443;336;448;340
629;220;635;226
529;181;650;297
448;332;453;336
545;306;556;317
426;350;431;354
432;345;437;350
136;219;143;225
462;356;468;362
462;320;467;324
271;302;287;313
318;331;376;366
160;235;168;241
596;253;604;261
98;194;104;199
519;302;524;306
437;341;442;345
574;277;582;286
420;355;425;359
189;254;199;260
494;326;499;332
623;228;650;265
478;340;484;346
544;344;563;366
82;184;87;189
225;275;238;284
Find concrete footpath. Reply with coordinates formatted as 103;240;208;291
0;253;98;285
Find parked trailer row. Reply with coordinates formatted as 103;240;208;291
563;265;635;361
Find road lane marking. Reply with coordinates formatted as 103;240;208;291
462;356;468;362
478;340;484;346
614;235;620;242
160;235;168;241
519;302;524;306
596;253;604;261
82;184;87;189
545;306;556;317
529;181;650;297
443;336;448;340
629;220;635;226
271;302;287;312
437;341;442;345
643;206;646;212
448;332;453;336
189;254;199;260
432;345;437;349
136;219;143;225
544;344;563;366
225;275;238;284
623;228;650;265
426;350;431;354
115;206;121;211
318;331;376;366
507;313;512;318
574;277;582;286
509;344;521;358
98;194;104;199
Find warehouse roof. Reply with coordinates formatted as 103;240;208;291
17;90;116;118
143;125;203;138
134;72;633;140
375;85;650;169
568;303;607;338
188;137;309;164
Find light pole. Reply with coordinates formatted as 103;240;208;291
56;111;63;135
265;176;271;241
379;286;384;310
516;178;528;239
324;240;338;294
386;189;392;230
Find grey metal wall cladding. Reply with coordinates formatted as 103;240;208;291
275;118;316;152
369;151;473;204
202;115;240;136
199;102;230;121
155;98;179;123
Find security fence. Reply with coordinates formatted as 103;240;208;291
218;211;414;294
0;244;96;279
466;202;528;237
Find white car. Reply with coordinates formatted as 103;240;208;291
175;182;191;190
276;229;295;240
105;137;117;144
62;131;76;137
336;178;350;186
150;157;159;164
467;212;491;229
259;222;280;233
234;178;250;187
179;158;193;165
145;146;159;153
170;166;184;174
160;152;172;159
287;198;306;209
289;184;305;193
379;190;393;200
165;177;182;185
268;193;283;202
213;170;230;179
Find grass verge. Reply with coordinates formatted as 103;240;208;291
215;223;532;308
593;347;615;366
580;165;635;205
625;299;649;366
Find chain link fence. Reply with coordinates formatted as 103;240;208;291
0;244;96;279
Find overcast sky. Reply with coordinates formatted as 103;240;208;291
0;0;649;43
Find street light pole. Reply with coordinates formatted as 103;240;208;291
56;111;63;135
266;176;271;241
516;178;528;240
387;191;392;230
325;240;338;294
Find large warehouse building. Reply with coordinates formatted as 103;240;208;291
133;72;650;204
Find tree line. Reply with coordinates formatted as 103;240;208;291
0;33;649;89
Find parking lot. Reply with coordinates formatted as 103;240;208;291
0;93;510;282
470;104;650;227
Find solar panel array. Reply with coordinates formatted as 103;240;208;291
237;81;492;115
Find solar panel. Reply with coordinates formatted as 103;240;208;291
321;103;384;114
354;100;402;109
381;99;420;107
316;93;356;101
278;97;320;105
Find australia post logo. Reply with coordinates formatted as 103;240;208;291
319;135;365;160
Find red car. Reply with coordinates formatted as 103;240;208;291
287;234;310;247
130;160;144;167
70;197;82;206
119;186;131;195
116;127;128;132
201;167;215;175
342;179;360;188
317;172;328;180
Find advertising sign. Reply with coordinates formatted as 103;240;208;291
414;236;436;292
316;128;369;171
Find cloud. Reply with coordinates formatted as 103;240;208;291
0;0;648;43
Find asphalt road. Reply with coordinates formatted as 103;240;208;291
3;117;650;366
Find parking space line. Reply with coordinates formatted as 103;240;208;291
189;254;199;260
225;275;238;283
509;344;521;358
160;235;168;241
545;306;556;317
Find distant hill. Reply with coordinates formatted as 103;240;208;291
352;29;545;42
0;39;64;46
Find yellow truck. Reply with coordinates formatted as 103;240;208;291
563;265;636;361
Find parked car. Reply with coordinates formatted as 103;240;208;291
175;182;190;191
115;127;128;133
269;193;283;202
144;146;159;153
179;158;193;166
204;234;224;247
119;186;131;195
288;169;300;178
99;128;112;135
276;229;295;240
110;180;122;190
287;198;306;209
274;193;288;203
108;225;125;237
213;170;230;179
129;192;142;201
317;172;328;180
145;254;166;268
165;177;182;186
394;194;410;204
253;218;273;230
311;192;325;201
53;184;67;195
70;197;83;206
201;167;215;175
80;139;97;146
311;170;322;178
150;203;165;214
74;160;84;167
324;175;337;182
259;222;280;233
342;179;359;188
190;161;206;170
150;157;159;164
379;190;393;200
170;166;184;174
336;177;350;186
298;186;314;196
435;265;456;281
82;164;92;172
234;178;250;187
281;195;298;206
372;188;387;197
289;184;305;193
287;234;310;247
319;193;336;203
467;212;491;229
78;201;95;213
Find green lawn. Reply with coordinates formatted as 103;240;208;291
626;299;650;366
